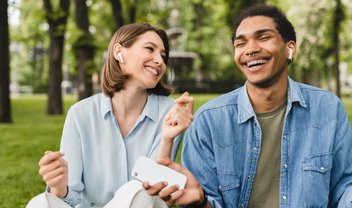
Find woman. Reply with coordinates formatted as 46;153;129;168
38;22;193;207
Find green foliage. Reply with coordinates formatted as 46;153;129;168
10;1;49;91
9;0;352;93
72;32;95;51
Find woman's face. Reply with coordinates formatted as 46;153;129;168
116;31;167;91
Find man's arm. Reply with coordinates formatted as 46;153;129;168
332;103;352;207
181;119;224;208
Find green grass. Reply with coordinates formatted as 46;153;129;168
0;94;218;207
0;95;77;207
0;94;351;207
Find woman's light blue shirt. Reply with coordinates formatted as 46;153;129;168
59;93;182;207
182;78;352;208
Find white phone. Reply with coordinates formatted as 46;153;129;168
131;156;187;189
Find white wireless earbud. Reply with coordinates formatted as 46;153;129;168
117;52;124;64
288;48;293;60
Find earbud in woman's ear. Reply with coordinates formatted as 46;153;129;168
117;52;124;63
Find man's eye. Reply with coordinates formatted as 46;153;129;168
235;42;245;48
260;36;270;40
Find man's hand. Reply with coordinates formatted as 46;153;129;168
143;158;206;207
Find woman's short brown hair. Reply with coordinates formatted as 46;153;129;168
101;22;173;97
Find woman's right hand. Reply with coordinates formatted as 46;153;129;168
38;151;68;198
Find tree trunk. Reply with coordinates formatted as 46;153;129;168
110;0;124;28
129;0;137;23
0;0;12;123
333;0;343;98
43;0;70;115
74;0;95;100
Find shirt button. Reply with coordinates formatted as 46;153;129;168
247;175;251;180
252;147;257;152
241;204;245;208
282;195;287;200
320;167;325;171
283;163;288;168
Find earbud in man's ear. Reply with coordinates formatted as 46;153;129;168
288;48;293;60
117;52;124;64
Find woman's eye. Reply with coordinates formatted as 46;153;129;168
146;47;154;52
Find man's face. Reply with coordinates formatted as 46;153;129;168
233;16;293;88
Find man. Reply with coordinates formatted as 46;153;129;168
147;3;352;208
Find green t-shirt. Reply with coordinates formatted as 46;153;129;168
248;102;287;208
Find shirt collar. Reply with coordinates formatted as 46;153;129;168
100;93;159;122
141;94;159;122
101;93;112;118
237;77;307;124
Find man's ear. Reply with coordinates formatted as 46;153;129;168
287;41;296;60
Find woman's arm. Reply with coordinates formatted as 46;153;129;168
157;92;194;160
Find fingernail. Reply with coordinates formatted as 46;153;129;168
44;151;51;155
163;181;168;186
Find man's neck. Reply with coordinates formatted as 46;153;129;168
247;78;288;113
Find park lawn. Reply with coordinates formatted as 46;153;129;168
0;93;219;207
0;94;351;207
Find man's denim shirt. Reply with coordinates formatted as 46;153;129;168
182;78;352;208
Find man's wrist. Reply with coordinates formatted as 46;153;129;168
189;189;208;208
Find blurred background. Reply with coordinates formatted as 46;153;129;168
1;0;352;118
0;0;352;206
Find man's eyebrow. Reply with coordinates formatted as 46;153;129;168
234;29;277;40
254;29;277;36
234;34;245;41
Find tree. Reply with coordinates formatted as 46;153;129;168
110;0;124;28
43;0;70;114
73;0;95;100
0;0;12;123
332;0;345;98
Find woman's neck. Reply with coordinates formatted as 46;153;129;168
111;89;148;117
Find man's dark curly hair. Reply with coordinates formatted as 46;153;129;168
232;4;296;44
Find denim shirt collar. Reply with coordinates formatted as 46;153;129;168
237;77;307;124
100;93;159;122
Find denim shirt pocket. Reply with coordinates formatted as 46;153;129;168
301;153;333;207
218;173;241;207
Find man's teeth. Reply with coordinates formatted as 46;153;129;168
247;59;268;67
146;67;159;76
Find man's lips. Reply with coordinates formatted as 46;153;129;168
246;58;269;68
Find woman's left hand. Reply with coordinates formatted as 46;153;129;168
162;92;194;141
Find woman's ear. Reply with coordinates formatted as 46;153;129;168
113;43;124;63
